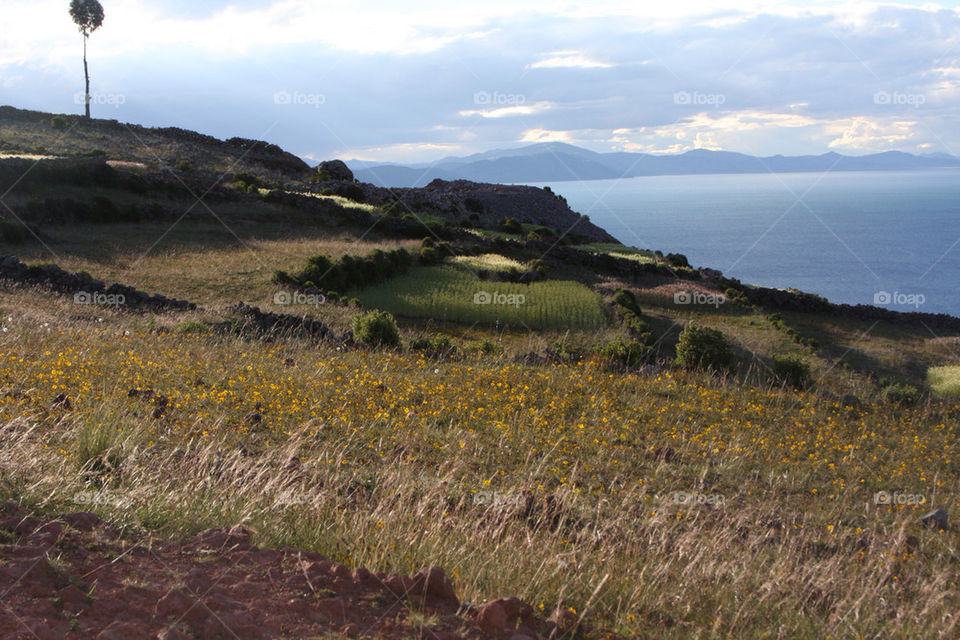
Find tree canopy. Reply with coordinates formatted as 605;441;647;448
69;0;105;37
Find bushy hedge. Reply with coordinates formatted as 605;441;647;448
275;248;414;294
612;288;653;342
880;382;922;407
771;353;811;390
596;336;650;369
409;334;457;358
352;310;400;349
675;323;735;372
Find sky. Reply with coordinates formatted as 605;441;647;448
2;0;960;163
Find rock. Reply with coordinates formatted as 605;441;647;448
62;511;102;532
476;600;508;632
317;160;354;182
194;525;254;550
411;566;459;608
549;606;578;633
921;508;948;530
492;596;533;625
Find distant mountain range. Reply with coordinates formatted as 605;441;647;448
345;142;960;187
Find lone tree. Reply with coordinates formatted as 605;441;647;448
69;0;105;119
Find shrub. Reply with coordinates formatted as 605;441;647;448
409;334;456;358
597;337;649;368
351;310;401;349
175;160;195;173
336;183;365;203
665;253;690;268
174;321;213;335
675;324;735;372
880;383;921;407
612;289;643;317
501;217;522;234
465;338;502;356
50;116;68;131
724;287;749;306
771;354;811;390
419;246;440;264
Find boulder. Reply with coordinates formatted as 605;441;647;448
317;160;354;182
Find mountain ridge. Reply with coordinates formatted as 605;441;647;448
348;143;960;187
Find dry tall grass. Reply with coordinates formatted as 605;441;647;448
1;293;958;639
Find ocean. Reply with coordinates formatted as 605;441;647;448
533;170;960;317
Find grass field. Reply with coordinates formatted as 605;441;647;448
350;265;610;330
1;301;959;639
573;243;657;263
928;365;960;398
448;253;526;272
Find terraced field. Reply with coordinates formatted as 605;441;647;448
350;265;610;330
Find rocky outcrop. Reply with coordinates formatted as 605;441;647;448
315;159;354;182
0;255;195;311
300;177;617;243
225;302;337;342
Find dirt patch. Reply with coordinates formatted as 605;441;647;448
0;501;597;640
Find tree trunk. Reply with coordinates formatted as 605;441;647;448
83;35;90;119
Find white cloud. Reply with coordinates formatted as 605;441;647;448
528;51;615;69
459;102;554;118
520;129;572;143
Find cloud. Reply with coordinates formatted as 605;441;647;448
4;0;960;161
520;129;573;142
528;51;615;69
459;102;554;118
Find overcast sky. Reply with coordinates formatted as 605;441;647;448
2;1;959;163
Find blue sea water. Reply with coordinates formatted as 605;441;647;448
532;170;960;317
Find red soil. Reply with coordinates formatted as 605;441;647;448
0;501;590;640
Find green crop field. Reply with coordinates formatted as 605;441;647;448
350;265;609;330
448;253;526;272
928;365;960;397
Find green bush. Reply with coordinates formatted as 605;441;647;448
612;288;643;317
597;337;649;369
771;354;811;390
409;334;456;358
724;287;749;306
501;217;522;234
175;160;195;173
278;248;413;294
351;310;401;349
465;338;502;356
50;116;68;131
675;324;735;372
336;183;365;203
880;383;921;407
665;253;690;268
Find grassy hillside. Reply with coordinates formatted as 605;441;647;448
1;109;959;638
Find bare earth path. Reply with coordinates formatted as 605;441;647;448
0;502;583;640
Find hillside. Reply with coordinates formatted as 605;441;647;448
1;108;959;639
